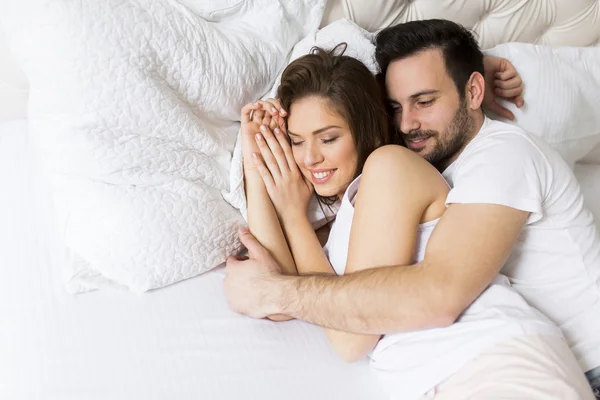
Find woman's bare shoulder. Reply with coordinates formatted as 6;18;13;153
362;145;447;190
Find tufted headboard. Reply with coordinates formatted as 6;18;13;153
1;0;599;121
322;0;600;48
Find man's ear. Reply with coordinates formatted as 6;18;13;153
466;72;485;110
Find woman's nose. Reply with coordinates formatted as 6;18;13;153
304;142;324;166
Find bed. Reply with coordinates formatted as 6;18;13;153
0;1;599;399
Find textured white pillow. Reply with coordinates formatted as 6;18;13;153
582;143;600;165
1;0;325;293
484;43;600;168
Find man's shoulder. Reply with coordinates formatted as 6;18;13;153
476;118;534;145
466;118;548;160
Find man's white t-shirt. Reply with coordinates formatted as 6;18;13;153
442;116;600;372
325;174;562;400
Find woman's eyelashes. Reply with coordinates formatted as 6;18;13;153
290;137;338;146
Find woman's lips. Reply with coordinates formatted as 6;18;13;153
310;169;336;184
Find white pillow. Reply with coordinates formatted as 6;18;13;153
1;0;326;293
483;43;600;168
581;143;600;165
0;23;28;121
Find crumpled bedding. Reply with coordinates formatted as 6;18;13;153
0;0;325;293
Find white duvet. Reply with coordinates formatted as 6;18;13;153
1;0;325;293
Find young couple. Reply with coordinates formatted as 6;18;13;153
227;19;600;399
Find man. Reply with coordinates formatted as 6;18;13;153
224;19;600;396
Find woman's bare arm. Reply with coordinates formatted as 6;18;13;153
241;101;297;321
317;145;449;362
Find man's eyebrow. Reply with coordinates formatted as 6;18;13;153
287;125;341;136
409;90;440;100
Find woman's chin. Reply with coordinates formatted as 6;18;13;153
315;184;344;199
314;187;337;198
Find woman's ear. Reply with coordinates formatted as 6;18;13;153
466;72;485;111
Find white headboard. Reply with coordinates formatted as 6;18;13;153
322;0;600;48
1;0;599;122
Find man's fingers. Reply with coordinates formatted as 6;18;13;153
487;99;515;121
494;76;522;90
494;60;518;80
494;86;522;99
237;226;265;259
226;255;248;268
513;95;524;108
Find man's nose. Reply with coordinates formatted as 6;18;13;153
400;108;420;133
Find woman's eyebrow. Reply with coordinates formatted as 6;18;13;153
287;125;341;136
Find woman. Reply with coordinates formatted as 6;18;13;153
240;46;593;399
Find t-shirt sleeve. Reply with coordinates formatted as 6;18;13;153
445;134;547;224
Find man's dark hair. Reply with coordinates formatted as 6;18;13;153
375;19;485;98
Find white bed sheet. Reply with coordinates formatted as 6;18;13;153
0;120;385;399
2;119;600;400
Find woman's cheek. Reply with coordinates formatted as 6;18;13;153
292;147;303;169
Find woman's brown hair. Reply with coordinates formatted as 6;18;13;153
277;44;400;195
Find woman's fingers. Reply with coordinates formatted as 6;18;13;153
265;98;287;134
242;102;261;124
255;98;287;133
251;153;276;191
254;100;279;126
258;125;289;175
250;102;265;125
273;127;298;172
255;131;282;180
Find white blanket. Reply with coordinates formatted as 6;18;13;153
1;0;326;293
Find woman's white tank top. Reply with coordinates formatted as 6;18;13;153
324;174;563;400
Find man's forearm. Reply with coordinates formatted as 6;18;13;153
276;262;457;335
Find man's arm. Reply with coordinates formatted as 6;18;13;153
275;203;528;334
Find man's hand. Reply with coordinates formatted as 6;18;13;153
482;56;525;120
224;227;287;319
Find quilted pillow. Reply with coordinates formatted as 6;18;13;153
484;43;600;168
1;0;326;293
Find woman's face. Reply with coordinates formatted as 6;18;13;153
287;96;358;200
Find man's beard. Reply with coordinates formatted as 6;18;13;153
403;100;473;168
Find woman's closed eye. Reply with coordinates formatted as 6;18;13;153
322;137;338;144
290;140;304;147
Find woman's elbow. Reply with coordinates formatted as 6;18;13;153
328;337;375;363
333;344;369;363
